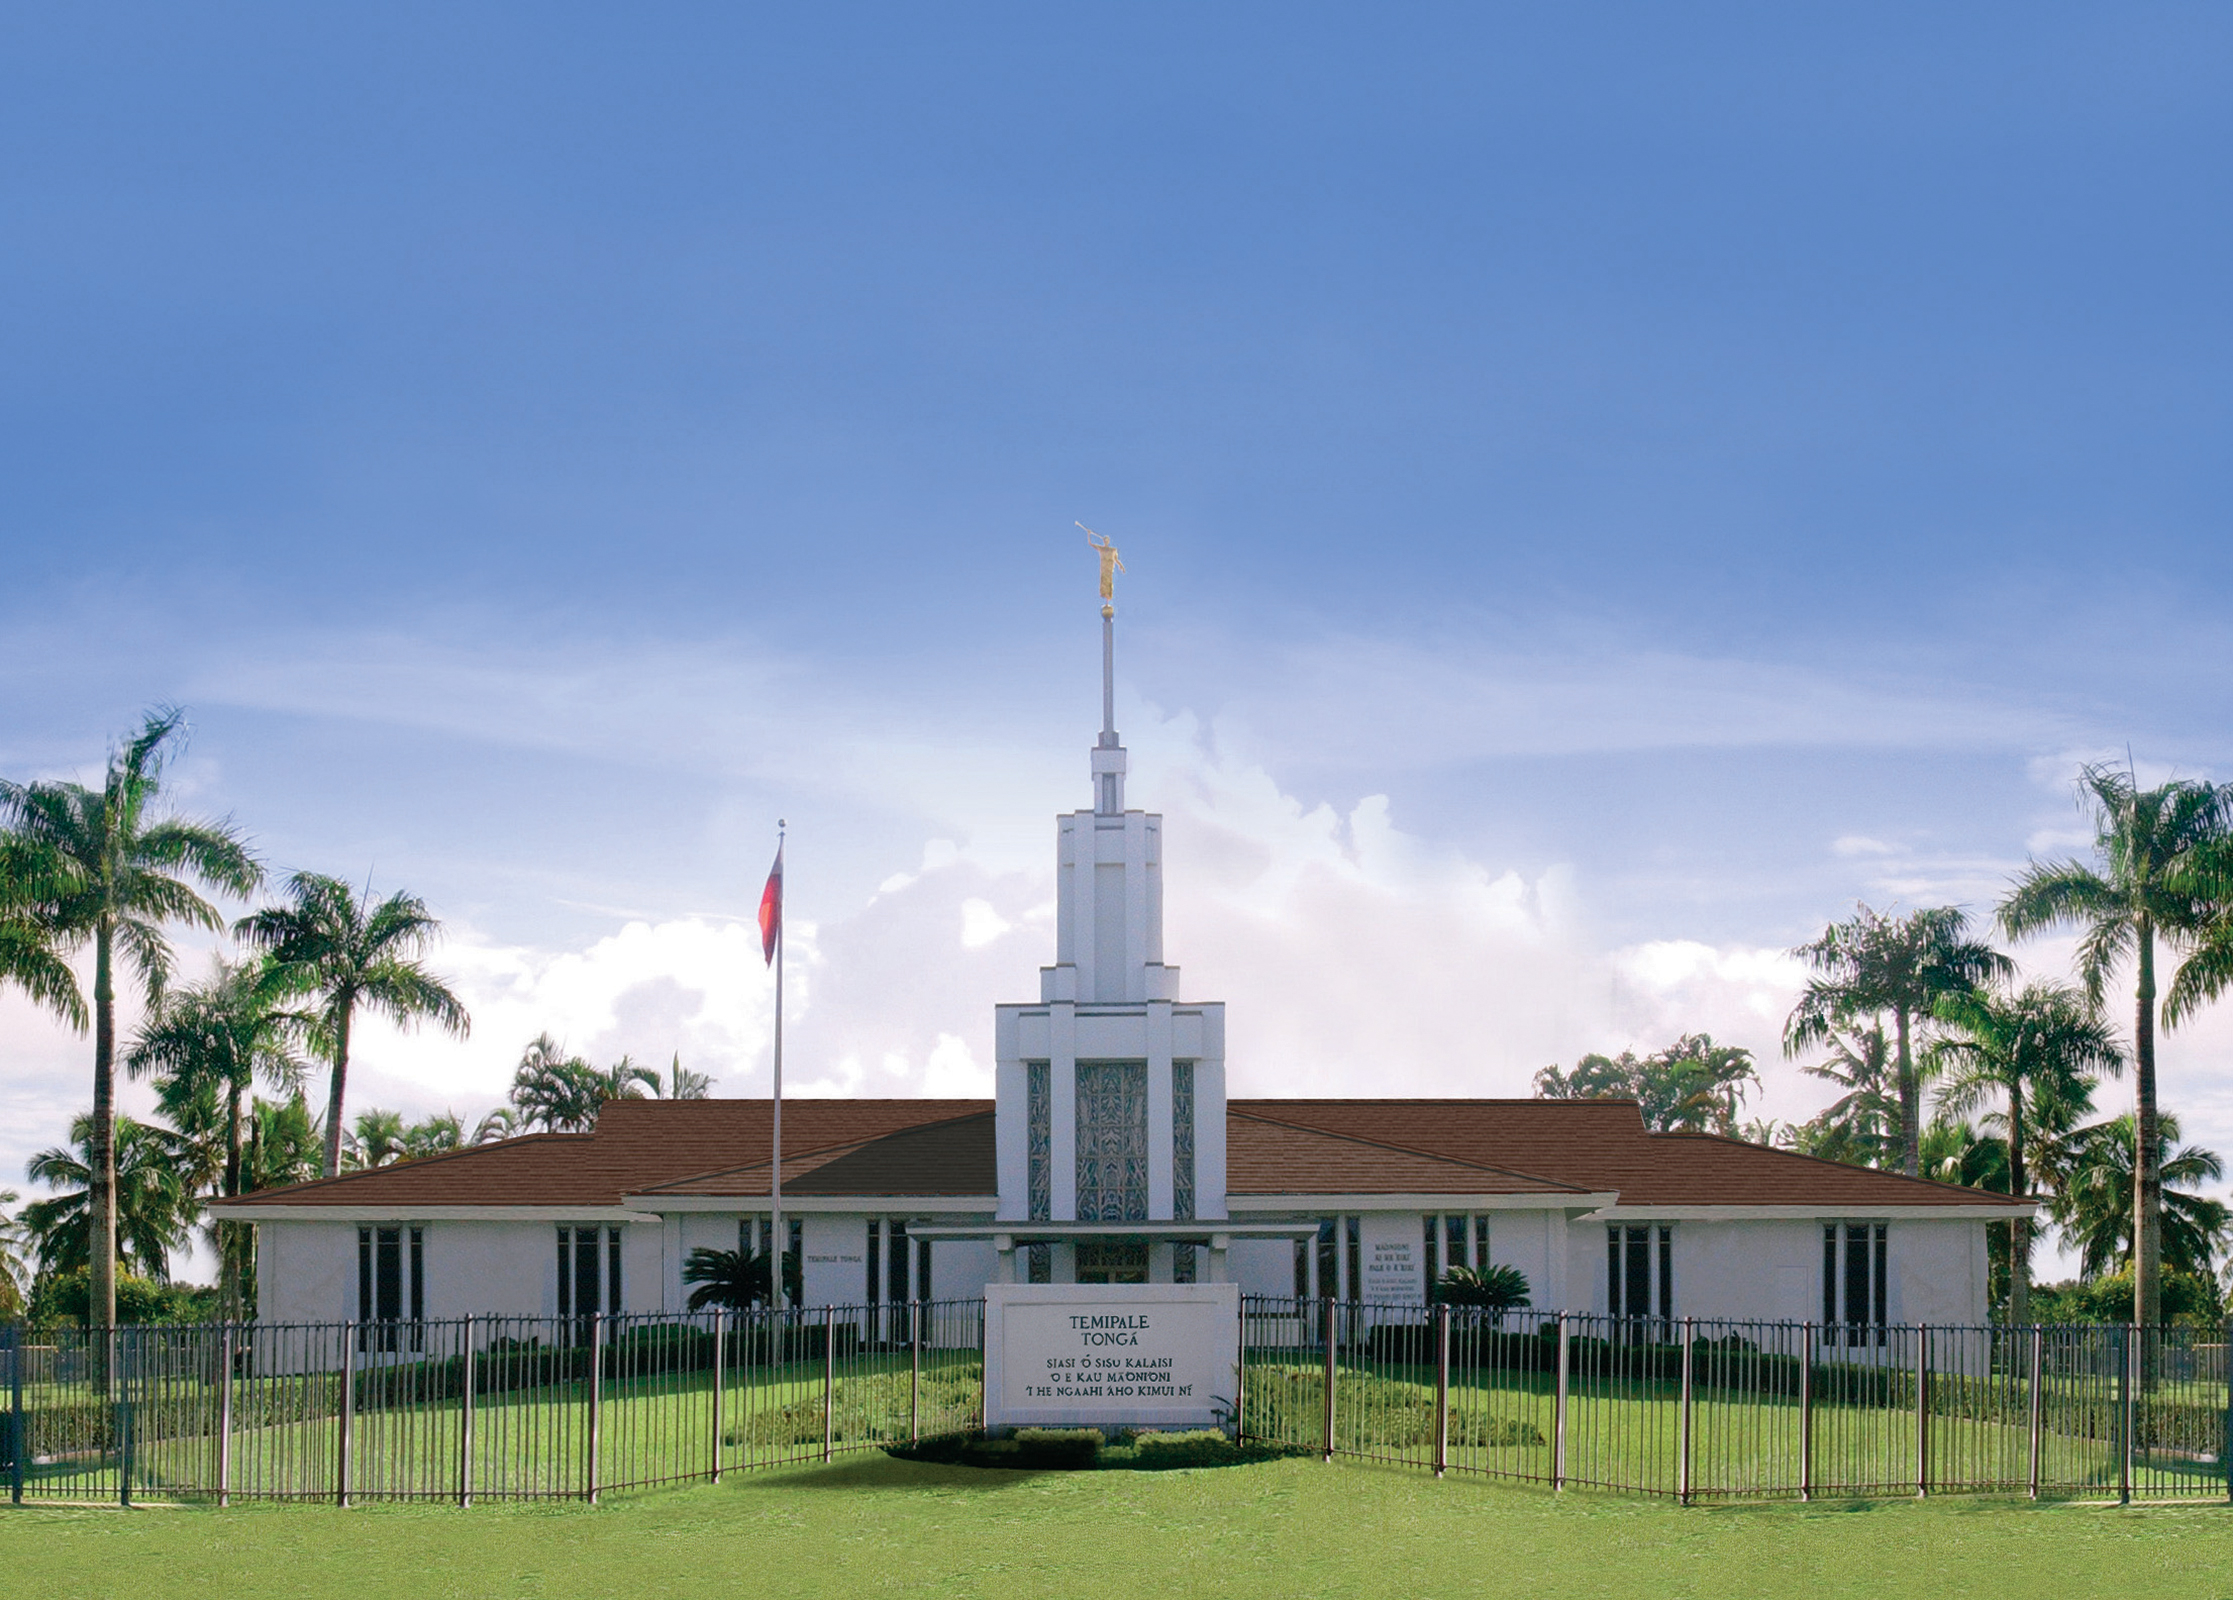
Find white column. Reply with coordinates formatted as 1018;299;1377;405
1050;1003;1078;1222
1147;1000;1174;1219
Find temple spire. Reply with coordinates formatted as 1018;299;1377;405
1081;523;1128;815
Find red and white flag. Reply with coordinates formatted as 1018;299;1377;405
757;842;783;965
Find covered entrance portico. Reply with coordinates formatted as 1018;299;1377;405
912;1221;1317;1285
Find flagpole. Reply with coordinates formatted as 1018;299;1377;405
770;820;785;1308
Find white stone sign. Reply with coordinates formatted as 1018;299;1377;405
984;1282;1239;1430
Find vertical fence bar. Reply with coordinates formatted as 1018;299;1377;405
8;1324;24;1507
2223;1316;2232;1505
910;1301;922;1444
1431;1303;1450;1478
1234;1298;1248;1442
710;1309;724;1485
1321;1298;1336;1463
337;1323;355;1509
1915;1325;1929;1498
216;1324;235;1508
458;1315;476;1508
821;1307;835;1465
586;1314;604;1504
2026;1325;2043;1501
2118;1324;2134;1506
1677;1318;1694;1505
116;1329;132;1508
1797;1321;1813;1502
1551;1313;1568;1491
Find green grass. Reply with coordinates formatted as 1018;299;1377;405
5;1455;2232;1600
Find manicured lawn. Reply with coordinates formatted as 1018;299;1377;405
5;1454;2231;1600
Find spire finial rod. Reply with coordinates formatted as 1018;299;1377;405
1080;523;1128;813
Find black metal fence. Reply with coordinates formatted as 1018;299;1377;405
1237;1297;2233;1502
0;1300;983;1505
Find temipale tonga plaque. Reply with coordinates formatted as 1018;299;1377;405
983;1283;1240;1430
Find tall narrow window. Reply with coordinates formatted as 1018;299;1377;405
1423;1215;1439;1280
888;1220;909;1302
1075;1061;1149;1222
1446;1215;1467;1276
1871;1223;1888;1330
359;1225;424;1352
1624;1227;1650;1325
1822;1226;1839;1325
1345;1216;1362;1303
1027;1242;1052;1284
866;1221;882;1307
606;1227;622;1316
1172;1061;1196;1222
409;1227;425;1332
917;1237;933;1302
1173;1243;1197;1284
1026;1062;1051;1222
1316;1218;1337;1301
1606;1227;1621;1316
1293;1238;1310;1299
556;1225;620;1332
1656;1226;1673;1328
1844;1223;1871;1344
1473;1216;1490;1273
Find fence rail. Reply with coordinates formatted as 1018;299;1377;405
1237;1298;2233;1503
0;1300;984;1505
4;1300;2226;1505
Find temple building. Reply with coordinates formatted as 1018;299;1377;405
217;593;2026;1333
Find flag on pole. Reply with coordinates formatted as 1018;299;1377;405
757;843;783;965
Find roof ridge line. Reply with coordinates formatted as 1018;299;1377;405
225;1131;591;1203
1653;1129;2017;1197
632;1109;997;1194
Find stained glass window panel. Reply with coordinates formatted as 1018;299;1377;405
1075;1061;1149;1222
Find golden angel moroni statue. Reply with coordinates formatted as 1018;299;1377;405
1079;522;1124;601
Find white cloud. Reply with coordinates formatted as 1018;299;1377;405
1832;836;1896;857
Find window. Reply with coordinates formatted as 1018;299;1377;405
1027;1242;1052;1284
357;1226;425;1352
1345;1216;1361;1303
1294;1237;1310;1299
1423;1214;1438;1277
866;1221;881;1307
1076;1061;1149;1221
1473;1215;1490;1273
1172;1062;1196;1222
916;1237;933;1302
887;1220;909;1302
1824;1223;1889;1345
1606;1224;1673;1335
1174;1242;1197;1284
1315;1217;1337;1300
556;1225;623;1335
1027;1063;1051;1222
1075;1239;1148;1284
1446;1214;1467;1274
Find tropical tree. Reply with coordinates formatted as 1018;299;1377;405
1788;1023;1899;1168
22;1115;195;1282
1534;1035;1759;1134
242;1094;324;1194
0;837;88;1035
1785;905;2011;1179
238;872;469;1178
509;1033;599;1131
126;957;305;1315
1930;981;2120;1325
0;1190;31;1319
471;1105;523;1144
683;1244;800;1310
2052;1112;2229;1283
346;1109;410;1169
1998;766;2233;1325
0;707;261;1329
404;1112;465;1158
664;1054;712;1100
585;1055;659;1104
1432;1264;1532;1319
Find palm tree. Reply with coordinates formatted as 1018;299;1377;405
2052;1112;2229;1282
404;1112;465;1158
1533;1035;1758;1133
683;1246;776;1310
471;1105;523;1144
23;1115;195;1283
238;872;469;1178
0;1190;31;1319
347;1109;410;1169
664;1054;712;1100
0;837;88;1033
586;1055;659;1104
1998;766;2233;1326
509;1033;599;1131
1930;982;2119;1325
1790;1023;1899;1169
0;707;261;1329
126;957;305;1315
1785;905;2012;1178
243;1094;324;1194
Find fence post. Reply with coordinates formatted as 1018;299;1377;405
1432;1303;1450;1478
910;1301;922;1444
1552;1313;1568;1491
116;1328;133;1509
2026;1324;2043;1501
1234;1298;1248;1444
217;1324;235;1507
2222;1316;2231;1506
1677;1319;1694;1506
822;1306;836;1464
1321;1298;1337;1463
586;1314;604;1504
1914;1326;1929;1498
1797;1321;1813;1502
7;1321;21;1508
710;1308;724;1485
459;1315;475;1508
337;1323;354;1509
2118;1324;2134;1506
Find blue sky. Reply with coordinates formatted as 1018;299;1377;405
4;7;2231;1269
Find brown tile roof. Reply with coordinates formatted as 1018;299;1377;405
217;1095;2016;1212
220;1099;993;1210
1231;1100;2017;1208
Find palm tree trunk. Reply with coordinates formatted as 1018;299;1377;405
322;1000;353;1179
220;1080;244;1319
89;920;118;1334
1895;1005;1919;1177
2006;1083;2030;1328
2134;920;2163;1329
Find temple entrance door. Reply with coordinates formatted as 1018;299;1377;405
1074;1239;1150;1284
